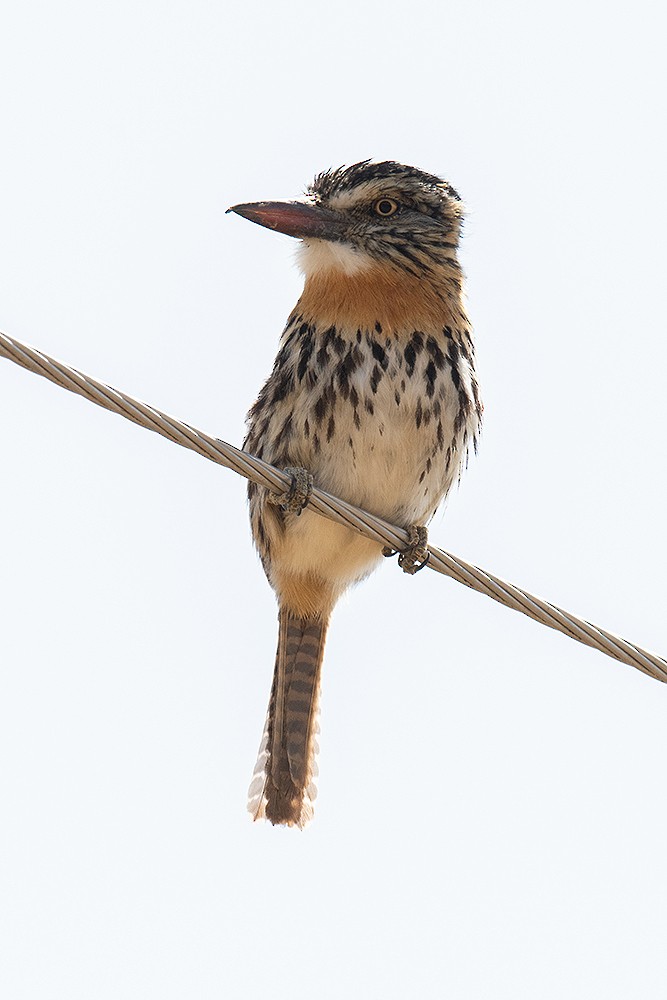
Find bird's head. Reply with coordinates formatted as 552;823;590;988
228;160;464;282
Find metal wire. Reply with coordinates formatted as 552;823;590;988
2;329;666;684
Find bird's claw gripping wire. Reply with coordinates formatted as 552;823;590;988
268;467;314;515
383;525;430;575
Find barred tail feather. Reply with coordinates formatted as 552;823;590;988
247;609;328;828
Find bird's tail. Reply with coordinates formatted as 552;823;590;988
248;608;328;828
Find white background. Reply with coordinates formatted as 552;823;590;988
1;2;666;997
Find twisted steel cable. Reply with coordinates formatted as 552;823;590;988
2;329;666;684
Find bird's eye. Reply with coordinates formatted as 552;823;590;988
374;198;399;217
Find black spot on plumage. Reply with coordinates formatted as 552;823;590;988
453;393;472;435
349;386;359;409
356;330;362;343
425;359;437;398
394;389;401;406
321;325;345;358
313;433;321;454
327;414;336;442
455;336;471;364
304;418;310;438
404;343;416;377
297;328;315;381
337;364;350;399
415;398;423;429
449;361;461;390
276;413;293;445
337;346;362;399
347;346;363;373
271;372;294;405
370;365;383;394
426;336;446;370
404;331;424;378
471;376;482;410
365;398;374;415
437;421;444;450
459;389;471;416
314;384;336;426
375;321;382;334
316;346;330;367
272;338;290;368
370;340;389;370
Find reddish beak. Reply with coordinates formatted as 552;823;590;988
227;200;344;241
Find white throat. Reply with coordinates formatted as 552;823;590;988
296;239;373;279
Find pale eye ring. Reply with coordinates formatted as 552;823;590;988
374;198;399;217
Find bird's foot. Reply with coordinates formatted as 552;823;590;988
268;467;314;515
383;525;430;575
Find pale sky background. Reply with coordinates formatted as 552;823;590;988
1;1;666;997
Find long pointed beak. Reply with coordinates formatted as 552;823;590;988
226;200;344;241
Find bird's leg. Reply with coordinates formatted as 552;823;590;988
384;525;430;575
268;467;314;516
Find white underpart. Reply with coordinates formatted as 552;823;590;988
266;334;475;598
296;238;373;278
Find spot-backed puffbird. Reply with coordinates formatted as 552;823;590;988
228;160;483;826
